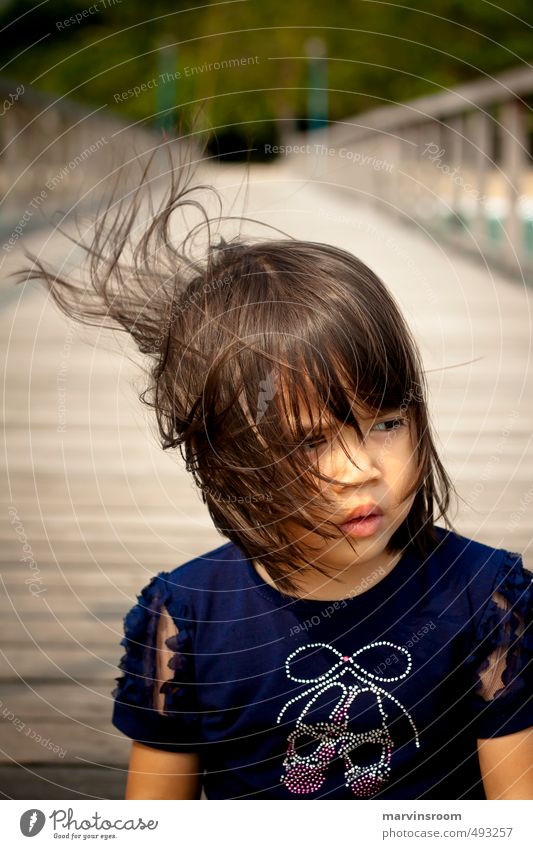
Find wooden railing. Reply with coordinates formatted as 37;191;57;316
286;65;533;281
3;67;532;279
0;77;158;247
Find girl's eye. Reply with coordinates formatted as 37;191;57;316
303;436;327;451
302;417;407;450
371;417;407;433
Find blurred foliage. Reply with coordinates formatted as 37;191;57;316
0;0;532;154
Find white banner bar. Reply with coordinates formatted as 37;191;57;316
4;799;531;848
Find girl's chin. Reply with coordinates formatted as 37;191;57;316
291;530;379;556
284;519;391;556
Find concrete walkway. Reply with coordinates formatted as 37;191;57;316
1;160;532;798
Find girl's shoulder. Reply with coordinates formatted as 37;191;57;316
428;524;532;619
430;523;528;575
431;522;520;565
130;527;531;626
431;527;533;739
134;539;248;618
162;538;247;594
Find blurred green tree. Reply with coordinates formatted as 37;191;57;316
0;0;531;158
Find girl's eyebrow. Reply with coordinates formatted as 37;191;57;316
301;423;332;434
299;418;347;434
298;409;401;432
297;416;335;431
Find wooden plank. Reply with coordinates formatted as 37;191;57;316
0;647;122;679
0;718;132;765
0;681;115;719
0;766;127;800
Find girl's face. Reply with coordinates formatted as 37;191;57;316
282;399;419;579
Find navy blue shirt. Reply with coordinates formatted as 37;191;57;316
112;524;533;799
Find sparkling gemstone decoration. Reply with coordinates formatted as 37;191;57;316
276;640;420;796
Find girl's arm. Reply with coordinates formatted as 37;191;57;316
125;741;203;799
477;727;533;799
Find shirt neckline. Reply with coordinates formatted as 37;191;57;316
244;542;418;608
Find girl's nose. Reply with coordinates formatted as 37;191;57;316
332;437;381;488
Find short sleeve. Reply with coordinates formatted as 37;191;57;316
111;572;201;752
467;549;533;738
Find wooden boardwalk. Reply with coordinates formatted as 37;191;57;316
1;160;532;798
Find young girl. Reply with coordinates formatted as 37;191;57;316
23;141;532;801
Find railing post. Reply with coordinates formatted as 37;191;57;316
467;109;491;250
403;123;421;216
381;132;402;217
500;98;527;268
448;114;464;227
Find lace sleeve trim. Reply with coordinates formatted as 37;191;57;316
111;572;196;718
468;549;533;704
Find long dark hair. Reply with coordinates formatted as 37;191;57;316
17;132;458;597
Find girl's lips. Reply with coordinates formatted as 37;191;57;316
340;502;383;523
338;512;384;538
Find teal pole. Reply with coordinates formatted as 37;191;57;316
156;42;178;135
305;37;328;130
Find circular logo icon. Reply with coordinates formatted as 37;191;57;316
20;809;46;837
